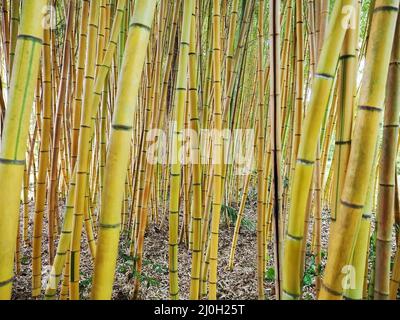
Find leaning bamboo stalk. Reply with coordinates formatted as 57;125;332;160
320;0;399;300
282;0;355;300
228;172;251;271
330;15;358;228
44;170;77;299
45;0;127;299
91;0;157;300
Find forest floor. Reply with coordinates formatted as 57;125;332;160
12;186;331;300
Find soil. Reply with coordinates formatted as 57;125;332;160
12;186;333;300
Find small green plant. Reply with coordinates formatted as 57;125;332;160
283;176;289;190
118;265;128;273
79;275;92;290
303;292;314;300
21;255;29;266
130;270;160;289
265;267;275;282
222;204;256;232
303;273;313;286
118;253;166;289
143;259;168;275
302;254;323;288
369;231;377;261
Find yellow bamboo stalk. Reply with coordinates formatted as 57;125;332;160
188;8;203;300
31;26;53;298
319;0;399;300
91;0;157;300
256;0;265;300
283;0;355;300
0;0;46;300
374;12;400;300
71;0;90;171
168;0;194;299
69;0;100;300
208;0;224;300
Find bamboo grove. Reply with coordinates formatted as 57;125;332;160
0;0;399;301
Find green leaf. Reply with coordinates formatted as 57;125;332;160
304;293;313;300
303;273;313;286
265;267;275;282
21;255;29;266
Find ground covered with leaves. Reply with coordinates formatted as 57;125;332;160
12;187;333;300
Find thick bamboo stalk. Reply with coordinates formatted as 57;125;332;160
91;0;157;300
374;12;400;300
0;0;46;300
320;0;399;300
283;0;355;300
